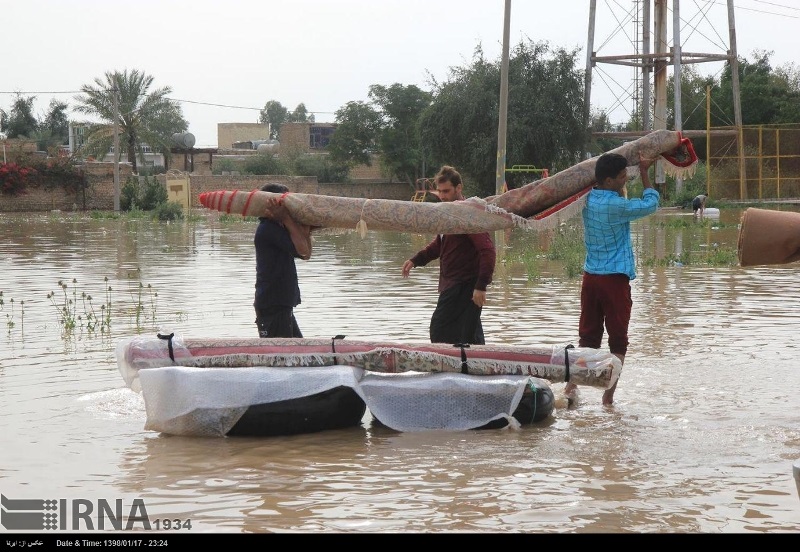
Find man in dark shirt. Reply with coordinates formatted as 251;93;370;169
254;183;312;338
401;166;496;345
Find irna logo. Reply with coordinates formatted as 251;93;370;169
1;494;151;531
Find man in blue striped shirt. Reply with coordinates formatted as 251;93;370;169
566;152;659;406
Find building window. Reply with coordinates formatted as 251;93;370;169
309;125;335;149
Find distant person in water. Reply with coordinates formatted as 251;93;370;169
692;194;708;217
253;183;312;338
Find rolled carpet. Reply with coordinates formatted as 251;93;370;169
199;129;698;235
738;207;800;267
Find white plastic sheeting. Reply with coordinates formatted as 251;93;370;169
133;364;550;437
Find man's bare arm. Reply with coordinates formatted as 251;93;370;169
264;198;312;260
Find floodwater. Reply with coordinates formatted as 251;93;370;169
1;207;799;534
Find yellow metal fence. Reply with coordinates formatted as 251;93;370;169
706;124;800;200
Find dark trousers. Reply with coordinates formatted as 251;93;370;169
578;272;631;355
255;306;303;338
429;280;485;345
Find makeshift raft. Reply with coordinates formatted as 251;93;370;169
118;334;621;437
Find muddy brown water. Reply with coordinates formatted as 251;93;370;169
1;208;798;533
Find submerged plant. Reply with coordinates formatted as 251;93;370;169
4;295;23;332
47;279;78;331
546;224;586;278
126;270;159;328
47;277;116;334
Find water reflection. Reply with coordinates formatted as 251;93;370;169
1;209;799;533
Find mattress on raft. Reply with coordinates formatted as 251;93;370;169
136;365;552;436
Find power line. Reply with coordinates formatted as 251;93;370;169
726;0;799;18
0;91;337;116
750;0;800;14
0;90;81;94
166;97;336;115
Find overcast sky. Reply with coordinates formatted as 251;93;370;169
3;0;798;147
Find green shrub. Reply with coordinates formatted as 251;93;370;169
137;165;167;176
242;154;287;175
546;224;586;278
292;154;349;183
121;175;168;211
152;201;184;221
212;158;239;175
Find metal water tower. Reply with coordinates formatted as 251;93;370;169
584;0;745;195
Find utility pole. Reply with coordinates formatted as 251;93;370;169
653;0;668;192
585;1;743;197
112;77;121;212
727;0;747;199
495;0;511;196
642;0;651;131
672;0;683;194
583;0;597;159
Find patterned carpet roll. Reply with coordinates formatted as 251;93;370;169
199;130;697;235
738;207;800;267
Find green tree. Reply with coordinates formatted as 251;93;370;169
259;100;288;139
666;65;716;131
42;99;70;139
289;103;315;124
3;93;39;139
369;83;432;185
419;40;586;196
327;101;382;167
661;52;800;132
35;99;71;151
73;69;188;173
259;101;316;139
711;52;800;126
773;62;800;122
586;110;623;157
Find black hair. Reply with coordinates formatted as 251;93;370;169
594;153;628;183
261;183;289;194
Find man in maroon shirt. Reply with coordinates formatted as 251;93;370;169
401;165;496;345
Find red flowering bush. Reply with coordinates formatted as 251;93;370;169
0;163;38;196
0;155;87;196
28;156;87;193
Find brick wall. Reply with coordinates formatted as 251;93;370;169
1;139;38;162
167;151;214;175
0;162;134;212
349;155;385;179
278;124;310;156
1;162;414;212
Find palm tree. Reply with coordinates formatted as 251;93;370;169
73;69;188;173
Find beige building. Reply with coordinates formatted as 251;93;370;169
278;122;336;154
217;123;271;150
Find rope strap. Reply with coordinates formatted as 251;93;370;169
564;344;575;382
455;343;470;374
526;380;539;424
241;189;258;217
157;332;176;363
331;334;346;365
224;189;238;214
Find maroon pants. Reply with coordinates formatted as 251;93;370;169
578;273;632;356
